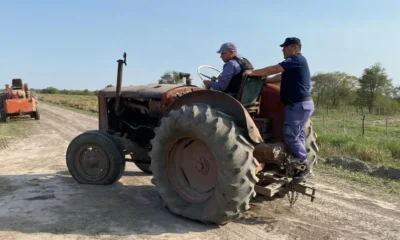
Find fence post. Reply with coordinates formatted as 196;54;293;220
386;117;388;137
343;114;346;133
362;115;366;137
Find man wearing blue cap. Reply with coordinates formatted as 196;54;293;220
203;42;254;98
243;37;314;182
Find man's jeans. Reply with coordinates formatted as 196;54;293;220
283;100;315;162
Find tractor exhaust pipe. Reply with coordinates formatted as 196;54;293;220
115;52;127;115
178;72;192;85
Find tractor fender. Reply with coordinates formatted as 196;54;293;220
165;90;263;144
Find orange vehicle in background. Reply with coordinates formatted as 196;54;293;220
0;78;40;122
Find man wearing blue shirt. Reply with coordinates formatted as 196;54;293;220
243;37;314;182
203;42;254;98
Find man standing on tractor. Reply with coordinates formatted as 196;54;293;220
243;37;314;182
203;42;254;97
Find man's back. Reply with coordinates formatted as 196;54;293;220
214;55;253;97
279;53;311;104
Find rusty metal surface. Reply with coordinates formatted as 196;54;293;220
100;84;196;99
148;99;162;113
115;136;150;161
160;86;203;113
253;142;288;164
167;137;218;203
256;162;265;174
98;92;108;130
258;83;285;141
98;84;202;130
166;90;263;144
255;171;316;201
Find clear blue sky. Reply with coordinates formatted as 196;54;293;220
1;0;399;90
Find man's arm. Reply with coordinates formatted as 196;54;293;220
250;64;284;77
210;61;237;91
265;74;281;84
244;56;300;78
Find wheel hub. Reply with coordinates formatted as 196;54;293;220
196;157;210;175
77;146;109;181
168;137;218;203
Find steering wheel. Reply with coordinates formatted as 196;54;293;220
197;65;222;82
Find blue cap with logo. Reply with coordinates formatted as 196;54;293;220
279;37;301;47
217;42;237;53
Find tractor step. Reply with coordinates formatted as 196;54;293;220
255;171;316;202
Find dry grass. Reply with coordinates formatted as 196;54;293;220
0;117;36;150
38;93;98;113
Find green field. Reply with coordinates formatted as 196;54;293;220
311;107;400;168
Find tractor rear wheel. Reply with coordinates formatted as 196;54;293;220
149;103;259;225
66;130;126;185
33;107;41;120
305;121;319;173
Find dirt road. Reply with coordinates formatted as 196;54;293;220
0;103;399;240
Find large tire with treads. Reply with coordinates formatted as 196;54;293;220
149;103;259;225
305;120;319;172
66;130;126;185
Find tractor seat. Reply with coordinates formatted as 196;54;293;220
236;76;266;114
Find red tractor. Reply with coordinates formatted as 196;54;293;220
66;53;319;225
0;79;40;122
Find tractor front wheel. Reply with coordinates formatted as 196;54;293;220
149;103;259;225
66;130;126;185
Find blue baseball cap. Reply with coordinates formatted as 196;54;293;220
280;37;301;47
217;42;237;53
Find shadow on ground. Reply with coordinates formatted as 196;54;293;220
0;169;281;237
0;170;222;236
1;115;37;123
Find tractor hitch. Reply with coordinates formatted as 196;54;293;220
255;171;316;203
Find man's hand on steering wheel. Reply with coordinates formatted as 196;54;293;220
197;65;222;90
203;80;212;89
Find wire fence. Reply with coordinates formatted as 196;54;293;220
311;106;400;138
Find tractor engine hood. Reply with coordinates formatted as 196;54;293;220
99;84;199;99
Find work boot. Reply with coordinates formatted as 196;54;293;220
288;158;311;183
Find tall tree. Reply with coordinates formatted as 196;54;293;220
311;72;329;106
311;71;358;107
158;71;183;84
391;85;400;102
358;63;392;113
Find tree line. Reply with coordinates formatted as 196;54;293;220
31;84;115;95
312;63;399;113
158;63;400;114
22;62;400;114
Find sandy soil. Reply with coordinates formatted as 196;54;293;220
0;103;399;240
